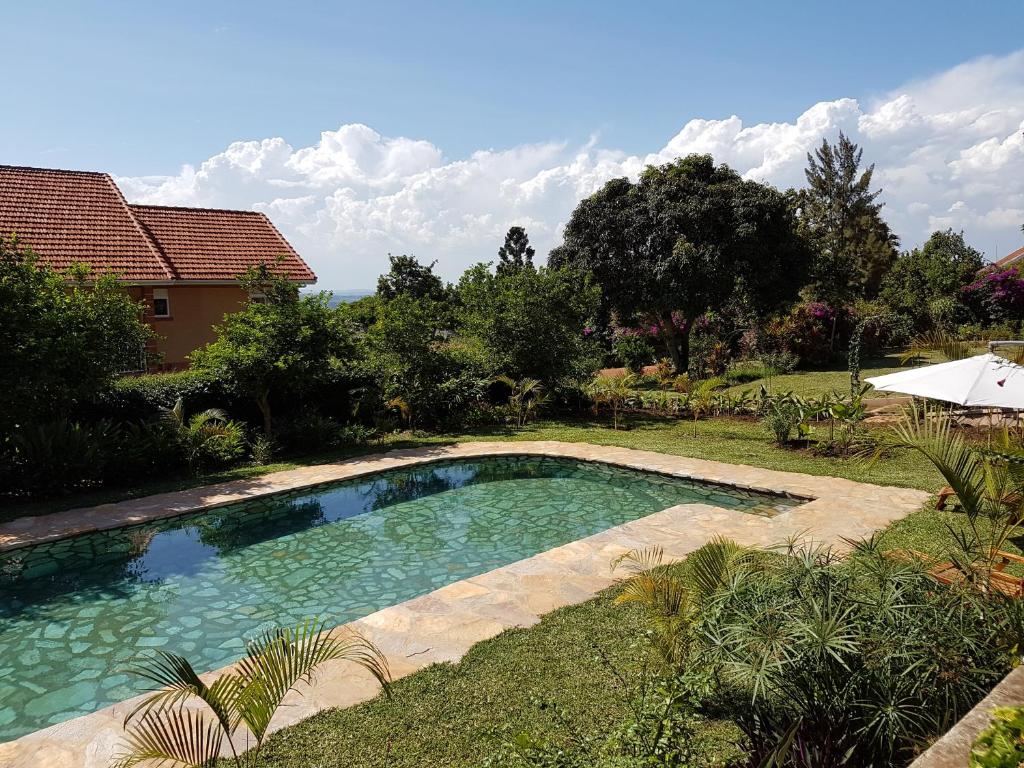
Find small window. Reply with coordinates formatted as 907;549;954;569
249;291;270;305
152;288;170;318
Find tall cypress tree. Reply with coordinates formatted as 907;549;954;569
799;133;898;302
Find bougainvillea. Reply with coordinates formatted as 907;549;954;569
761;302;855;367
962;267;1024;324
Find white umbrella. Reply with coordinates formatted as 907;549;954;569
865;353;1024;409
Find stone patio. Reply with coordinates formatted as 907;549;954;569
0;441;931;767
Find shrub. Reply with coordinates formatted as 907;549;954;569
249;435;277;467
972;707;1024;768
92;370;234;422
5;419;118;496
723;363;765;386
275;412;345;455
612;332;656;373
112;418;186;480
671;374;691;393
761;396;808;445
783;302;854;366
963;267;1024;326
699;540;1015;767
759;350;798;375
0;236;154;432
169;401;247;473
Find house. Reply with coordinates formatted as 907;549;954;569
991;244;1024;271
0;164;315;369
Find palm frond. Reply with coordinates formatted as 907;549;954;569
687;536;756;602
113;709;224;768
124;651;242;733
899;330;972;364
234;620;390;741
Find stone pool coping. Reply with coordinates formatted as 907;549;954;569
0;442;931;767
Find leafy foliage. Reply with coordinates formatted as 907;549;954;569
376;253;449;303
879;229;984;330
114;619;390;768
457;263;601;385
614;333;657;373
797;133;899;301
0;235;153;432
971;707;1024;767
168;398;247;473
366;293;487;430
497;226;536;276
587;374;635;430
610;536;1019;768
552;155;811;373
191;265;355;436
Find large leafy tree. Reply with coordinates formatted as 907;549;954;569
0;236;152;430
496;226;536;276
191;265;354;436
365;293;486;429
798;132;899;301
879;229;985;329
552;155;810;373
457;262;600;384
376;253;448;302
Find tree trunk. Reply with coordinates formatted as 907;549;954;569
661;314;691;375
255;389;272;437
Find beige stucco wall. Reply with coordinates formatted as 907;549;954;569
136;285;249;367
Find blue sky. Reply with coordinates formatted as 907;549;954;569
7;0;1023;174
5;1;1024;287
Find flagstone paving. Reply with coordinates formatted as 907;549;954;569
0;442;931;768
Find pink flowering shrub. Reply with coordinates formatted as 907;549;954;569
762;302;854;367
962;267;1024;324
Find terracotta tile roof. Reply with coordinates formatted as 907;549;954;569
129;205;315;282
993;245;1024;270
0;165;173;280
0;164;315;283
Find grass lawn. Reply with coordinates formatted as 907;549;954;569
723;353;911;398
258;587;742;768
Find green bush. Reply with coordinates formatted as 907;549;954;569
723;363;765;386
761;396;808;445
5;419;117;495
173;407;247;473
91;370;236;422
612;333;656;373
972;706;1024;767
276;412;345;454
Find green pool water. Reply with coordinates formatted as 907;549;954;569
0;455;799;740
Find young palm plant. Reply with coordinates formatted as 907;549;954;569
113;619;390;768
587;373;635;430
876;405;1024;575
167;398;246;473
494;375;548;428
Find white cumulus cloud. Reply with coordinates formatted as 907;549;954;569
117;50;1024;289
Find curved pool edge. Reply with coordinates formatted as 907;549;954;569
0;441;918;554
0;445;931;767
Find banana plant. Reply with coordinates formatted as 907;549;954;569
113;619;390;768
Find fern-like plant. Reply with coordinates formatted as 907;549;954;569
114;619;390;768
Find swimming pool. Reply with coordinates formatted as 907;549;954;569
0;455;799;740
